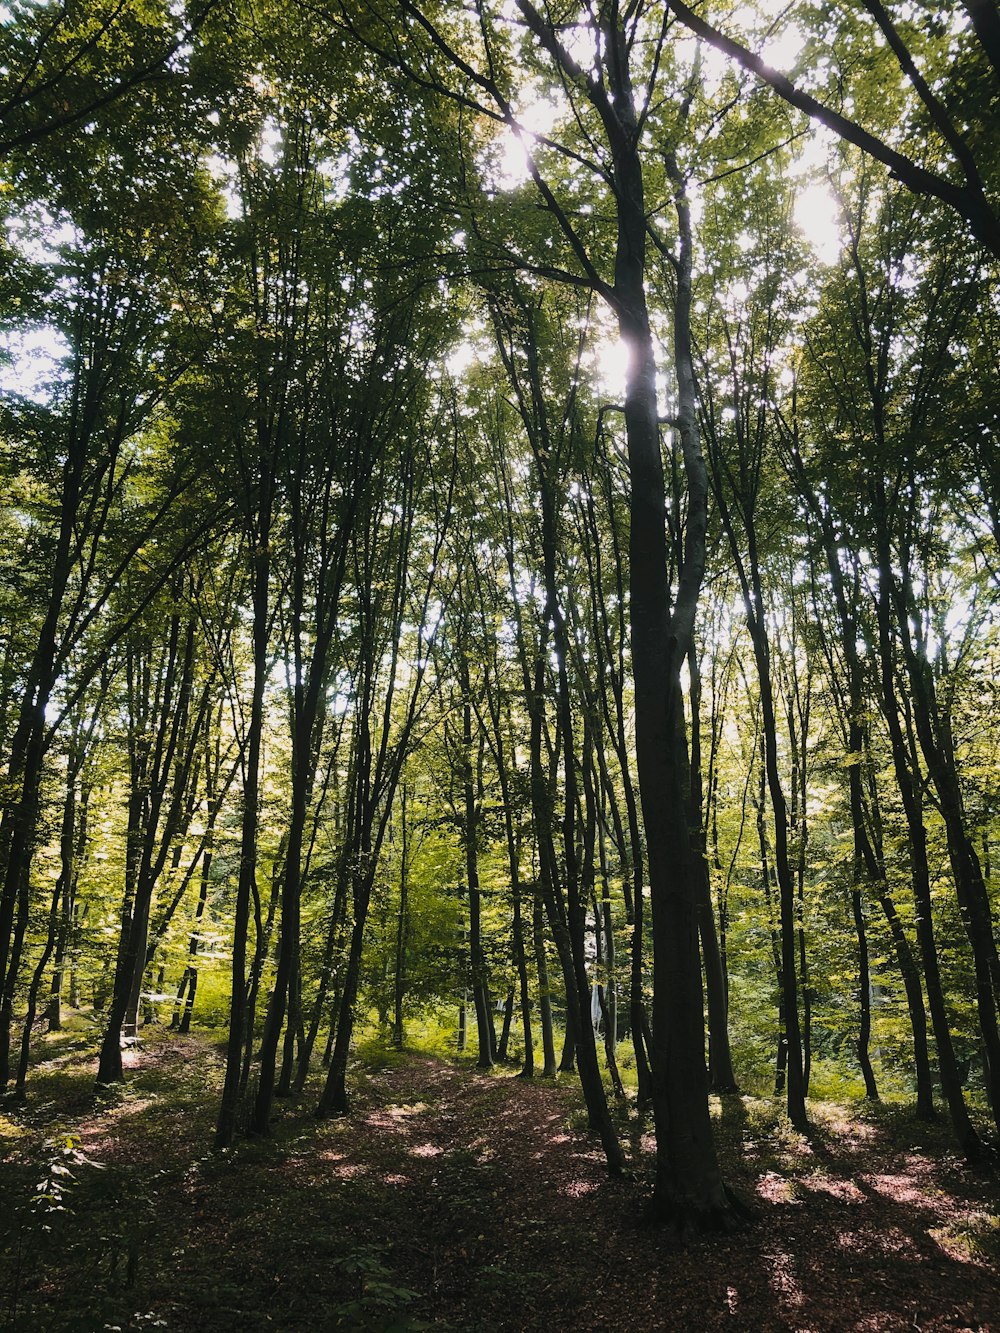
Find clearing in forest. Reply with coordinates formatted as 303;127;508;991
1;1031;998;1331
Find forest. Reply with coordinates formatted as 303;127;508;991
1;0;999;1328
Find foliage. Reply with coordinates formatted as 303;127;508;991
0;0;999;1268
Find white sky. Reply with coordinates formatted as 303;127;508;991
0;326;67;403
791;128;843;265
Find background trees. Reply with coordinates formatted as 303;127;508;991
1;0;998;1231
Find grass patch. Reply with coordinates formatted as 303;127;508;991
930;1210;1000;1263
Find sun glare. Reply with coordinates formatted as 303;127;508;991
794;180;841;264
493;94;561;190
588;333;633;401
761;23;805;75
788;128;844;264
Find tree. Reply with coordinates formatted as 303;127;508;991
0;104;219;1088
664;0;1000;258
697;171;810;1127
0;0;216;156
791;171;994;1155
336;0;749;1225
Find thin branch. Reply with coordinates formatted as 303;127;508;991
700;129;807;185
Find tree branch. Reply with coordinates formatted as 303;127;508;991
665;0;1000;259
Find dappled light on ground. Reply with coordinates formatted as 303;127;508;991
558;1178;598;1198
409;1140;443;1157
800;1172;864;1204
862;1170;944;1210
757;1171;802;1204
2;1033;998;1331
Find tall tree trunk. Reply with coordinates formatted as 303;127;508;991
98;610;199;1084
460;676;493;1071
392;789;410;1051
486;710;534;1078
851;885;880;1100
14;730;86;1097
496;990;515;1062
790;451;935;1116
724;546;806;1128
874;544;981;1161
0;433;86;1090
296;856;350;1089
176;838;212;1035
216;459;273;1148
316;856;374;1117
754;758;787;1094
47;749;94;1033
900;624;1000;1129
688;641;738;1093
251;731;307;1129
533;892;556;1077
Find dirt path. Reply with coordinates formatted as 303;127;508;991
3;1036;999;1330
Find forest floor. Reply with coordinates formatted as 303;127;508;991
1;1025;999;1332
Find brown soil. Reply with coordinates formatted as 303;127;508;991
2;1033;999;1331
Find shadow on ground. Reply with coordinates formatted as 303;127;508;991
2;1031;998;1332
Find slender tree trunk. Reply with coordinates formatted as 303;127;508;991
596;829;623;1092
461;682;493;1071
98;613;197;1084
177;848;211;1033
511;881;534;1076
688;641;738;1093
392;806;410;1051
176;745;218;1035
216;462;273;1148
68;902;84;1009
580;463;653;1102
242;849;281;1090
316;861;374;1117
252;743;306;1129
487;286;623;1170
0;443;85;1090
496;989;515;1061
14;756;79;1098
902;642;1000;1128
792;456;935;1117
754;763;787;1094
47;754;92;1033
585;746;624;1100
532;892;556;1077
743;609;806;1127
296;859;349;1089
275;964;302;1098
558;1007;577;1074
851;885;879;1100
874;546;981;1161
620;131;737;1220
487;719;535;1076
786;656;813;1097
